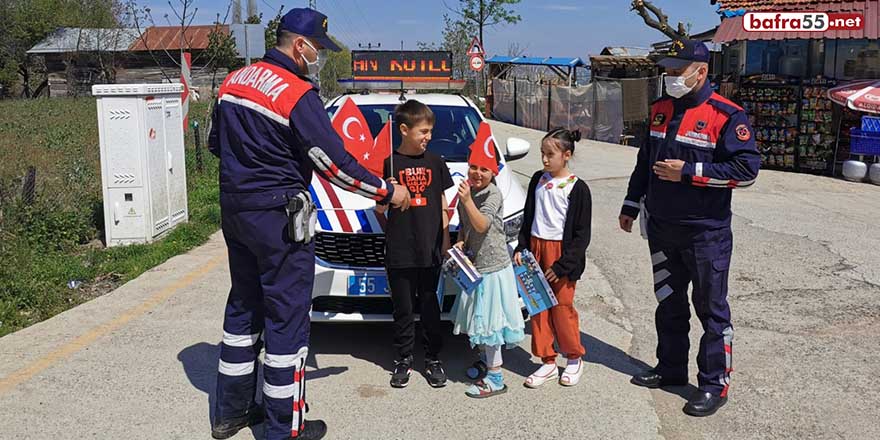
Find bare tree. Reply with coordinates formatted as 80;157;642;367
128;1;174;82
630;0;689;41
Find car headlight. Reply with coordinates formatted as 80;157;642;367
503;212;524;243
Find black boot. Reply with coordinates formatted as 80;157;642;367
291;420;328;440
630;368;688;388
211;406;264;439
683;391;727;417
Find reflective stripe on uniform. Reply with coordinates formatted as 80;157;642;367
651;251;668;266
223;331;261;347
219;360;255;376
265;347;308;369
655;284;674;302
653;269;672;285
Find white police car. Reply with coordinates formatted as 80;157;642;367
310;90;530;322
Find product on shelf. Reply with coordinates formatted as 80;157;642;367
738;78;800;171
797;80;837;172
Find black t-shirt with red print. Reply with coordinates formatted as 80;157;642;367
383;150;454;269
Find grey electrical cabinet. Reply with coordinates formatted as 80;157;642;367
92;83;188;247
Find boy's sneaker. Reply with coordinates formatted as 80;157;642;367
425;359;448;388
390;357;413;388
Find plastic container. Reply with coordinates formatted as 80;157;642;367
849;129;880;155
869;163;880;185
842;160;868;182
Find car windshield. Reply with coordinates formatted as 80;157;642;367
326;103;483;162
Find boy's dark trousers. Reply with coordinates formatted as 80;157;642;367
387;267;444;360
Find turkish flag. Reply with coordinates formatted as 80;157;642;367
365;120;392;178
331;97;374;163
468;122;499;175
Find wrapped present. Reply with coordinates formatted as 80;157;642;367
442;246;483;293
513;250;559;316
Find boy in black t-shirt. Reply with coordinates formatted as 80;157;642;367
376;100;453;389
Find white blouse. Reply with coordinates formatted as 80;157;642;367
530;172;578;241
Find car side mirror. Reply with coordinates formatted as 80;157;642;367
505;137;530;161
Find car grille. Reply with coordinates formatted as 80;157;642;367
314;232;386;267
314;231;459;268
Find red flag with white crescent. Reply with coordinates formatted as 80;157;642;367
367;119;392;178
331;97;374;164
468;121;499;175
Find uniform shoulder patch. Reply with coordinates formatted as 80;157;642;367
707;95;744;116
735;124;751;142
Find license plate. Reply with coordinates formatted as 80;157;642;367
347;274;389;296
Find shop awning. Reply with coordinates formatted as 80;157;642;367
713;0;880;42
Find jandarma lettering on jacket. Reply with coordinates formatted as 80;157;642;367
227;66;290;102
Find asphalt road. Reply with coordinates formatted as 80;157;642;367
1;120;878;439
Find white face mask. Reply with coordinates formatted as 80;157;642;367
300;39;327;77
664;68;701;98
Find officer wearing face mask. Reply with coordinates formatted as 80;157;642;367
207;7;410;440
618;39;760;417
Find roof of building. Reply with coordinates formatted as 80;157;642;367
27;28;140;54
713;0;842;12
589;55;657;69
485;56;588;68
600;47;651;57
713;0;880;41
128;25;228;51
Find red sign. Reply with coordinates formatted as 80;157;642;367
467;37;485;56
469;55;485;72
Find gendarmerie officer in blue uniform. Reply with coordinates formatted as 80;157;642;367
207;8;410;440
619;39;760;417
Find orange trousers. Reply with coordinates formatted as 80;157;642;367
530;237;585;363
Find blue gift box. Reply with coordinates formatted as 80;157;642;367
442;247;483;294
513;250;559;316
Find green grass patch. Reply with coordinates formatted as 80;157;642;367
0;98;220;337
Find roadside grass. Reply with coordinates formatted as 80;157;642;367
0;97;219;337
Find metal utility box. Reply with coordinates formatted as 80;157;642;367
92;83;188;247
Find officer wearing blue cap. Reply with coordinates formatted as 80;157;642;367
208;7;410;440
618;39;760;417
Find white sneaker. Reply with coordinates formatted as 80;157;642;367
560;359;583;387
524;363;559;388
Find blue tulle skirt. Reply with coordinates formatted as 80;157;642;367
451;263;526;348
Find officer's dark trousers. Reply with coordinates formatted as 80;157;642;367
647;217;734;397
215;207;314;440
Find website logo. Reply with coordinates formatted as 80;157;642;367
743;12;864;32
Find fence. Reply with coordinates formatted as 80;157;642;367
491;76;661;144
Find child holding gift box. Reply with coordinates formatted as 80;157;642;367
450;122;525;398
514;127;592;388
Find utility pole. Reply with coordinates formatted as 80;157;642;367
232;0;241;24
246;0;257;20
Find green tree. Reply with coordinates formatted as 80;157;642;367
264;7;285;53
446;0;521;53
205;25;241;92
318;36;351;100
0;0;118;97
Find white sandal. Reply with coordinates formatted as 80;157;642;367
560;359;583;387
524;364;559;388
